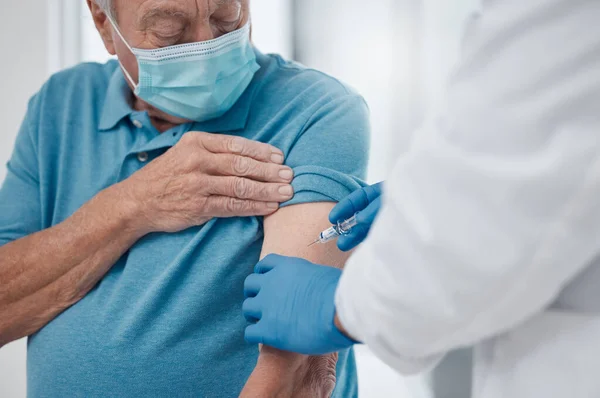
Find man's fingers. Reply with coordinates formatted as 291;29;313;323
208;177;294;203
198;133;285;164
243;298;262;322
244;274;262;298
204;196;280;218
210;153;294;184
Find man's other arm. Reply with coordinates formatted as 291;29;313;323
0;130;292;346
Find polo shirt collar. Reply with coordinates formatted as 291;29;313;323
98;48;268;133
98;63;135;131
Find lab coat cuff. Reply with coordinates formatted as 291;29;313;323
335;248;444;375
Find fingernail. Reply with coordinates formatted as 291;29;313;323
267;202;279;209
278;185;294;197
278;168;294;181
271;153;284;164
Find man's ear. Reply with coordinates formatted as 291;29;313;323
86;0;116;55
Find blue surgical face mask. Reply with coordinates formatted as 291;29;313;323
108;18;260;122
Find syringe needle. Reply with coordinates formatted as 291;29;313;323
309;215;357;248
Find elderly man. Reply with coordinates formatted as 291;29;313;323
0;0;369;397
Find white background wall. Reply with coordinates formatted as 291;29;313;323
0;1;479;397
0;1;48;395
0;1;48;180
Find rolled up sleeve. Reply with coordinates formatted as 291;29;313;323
282;94;371;206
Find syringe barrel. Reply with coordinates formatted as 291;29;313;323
337;214;358;235
319;226;340;243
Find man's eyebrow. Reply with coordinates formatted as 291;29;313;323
208;0;242;16
213;0;241;7
139;8;192;29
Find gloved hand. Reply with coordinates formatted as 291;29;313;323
243;254;357;355
329;182;383;251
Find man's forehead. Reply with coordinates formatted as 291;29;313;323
121;0;243;17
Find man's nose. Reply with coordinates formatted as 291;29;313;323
192;23;217;42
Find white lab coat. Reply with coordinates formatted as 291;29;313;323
335;0;600;397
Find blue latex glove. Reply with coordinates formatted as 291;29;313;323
243;254;357;355
329;182;384;252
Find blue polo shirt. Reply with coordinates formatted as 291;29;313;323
0;50;370;397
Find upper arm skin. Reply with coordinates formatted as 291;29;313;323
261;202;351;268
252;202;348;395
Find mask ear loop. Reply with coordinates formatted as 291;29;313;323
106;15;138;89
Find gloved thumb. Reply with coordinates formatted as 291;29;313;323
336;197;382;252
337;225;369;252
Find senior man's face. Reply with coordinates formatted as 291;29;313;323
89;0;250;128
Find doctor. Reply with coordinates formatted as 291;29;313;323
242;0;600;397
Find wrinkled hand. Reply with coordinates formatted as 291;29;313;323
329;182;383;251
118;132;294;234
241;348;338;398
243;255;356;355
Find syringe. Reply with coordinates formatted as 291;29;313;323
308;214;358;247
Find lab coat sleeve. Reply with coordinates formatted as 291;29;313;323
335;0;600;374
